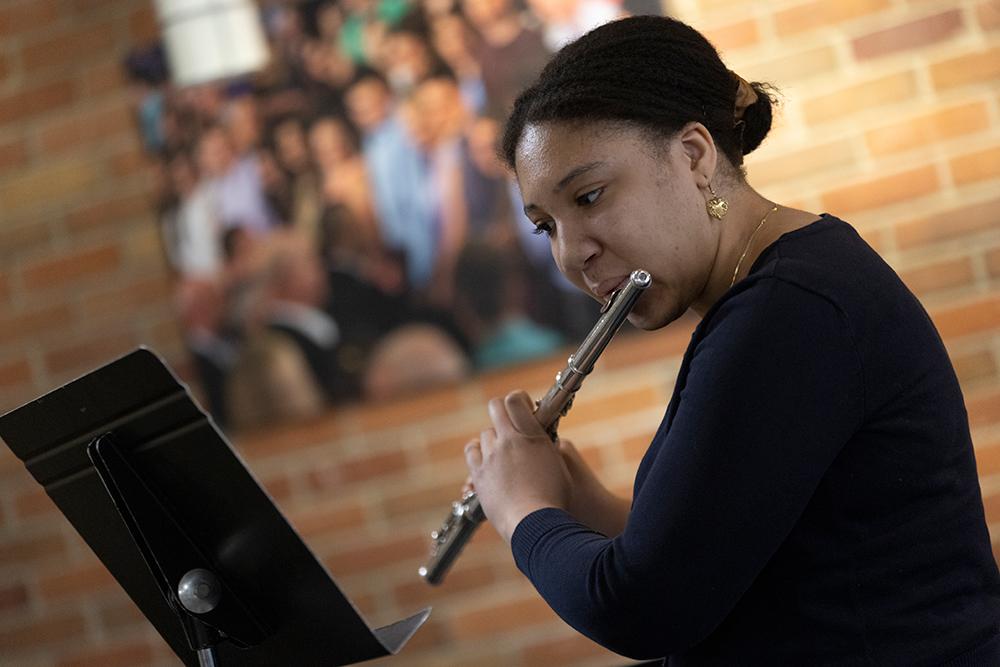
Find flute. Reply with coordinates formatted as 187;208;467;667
418;269;651;585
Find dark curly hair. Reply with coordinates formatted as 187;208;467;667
500;16;775;172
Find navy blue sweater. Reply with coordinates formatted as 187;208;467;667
511;215;1000;665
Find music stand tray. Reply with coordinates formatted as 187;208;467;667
0;347;429;666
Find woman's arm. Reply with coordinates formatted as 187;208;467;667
500;278;865;659
558;439;630;537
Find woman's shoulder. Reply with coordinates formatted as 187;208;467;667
747;213;900;302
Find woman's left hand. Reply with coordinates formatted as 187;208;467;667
465;390;572;542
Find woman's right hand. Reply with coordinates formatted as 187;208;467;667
558;439;631;537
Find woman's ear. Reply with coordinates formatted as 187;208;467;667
678;122;718;189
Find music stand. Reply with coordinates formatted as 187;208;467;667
0;347;429;666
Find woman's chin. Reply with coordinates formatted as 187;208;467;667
627;295;684;331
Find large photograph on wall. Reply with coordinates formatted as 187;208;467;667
129;0;663;429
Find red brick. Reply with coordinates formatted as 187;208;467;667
930;47;1000;90
930;295;1000;340
382;481;463;518
896;198;1000;250
43;333;135;376
57;642;156;667
339;449;409;483
775;0;892;36
451;594;557;639
988;247;1000;279
79;277;171;318
976;440;1000;476
235;413;342;459
562;386;663;429
0;531;67;566
522;634;614;667
0;79;76;125
0;305;73;346
427;433;473;464
83;60;127;97
70;0;126;12
623;432;657;462
951;349;997;386
978;1;1000;31
986;490;1000;526
288;502;366;539
358;389;464;430
39;104;135;155
749;140;856;187
0;611;86;652
305;459;343;493
38;560;116;600
0;0;60;38
110;146;152;177
803;71;917;125
479;355;571;402
22;244;122;290
0;137;29;175
852;10;963;60
97;600;145;633
0;582;29;615
899;256;975;297
821;165;939;215
967;389;1000;428
950;145;1000;187
394;561;497;607
323;535;427;575
0;358;32;387
703;18;760;52
261;473;294;502
13;486;57;520
128;5;159;43
20;20;118;73
865;102;990;156
1;160;102;212
742;46;840;85
602;318;696;369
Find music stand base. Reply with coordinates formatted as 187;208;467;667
197;647;219;667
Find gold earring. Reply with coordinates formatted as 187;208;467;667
706;183;729;220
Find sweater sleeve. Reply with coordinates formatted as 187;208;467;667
510;277;865;660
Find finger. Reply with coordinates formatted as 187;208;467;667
487;396;517;437
464;438;482;471
557;438;579;459
462;475;475;495
479;427;497;456
504;390;548;437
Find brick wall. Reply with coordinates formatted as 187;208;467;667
1;0;998;665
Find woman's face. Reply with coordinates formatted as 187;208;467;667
515;121;720;329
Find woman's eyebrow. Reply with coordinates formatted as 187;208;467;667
554;161;606;193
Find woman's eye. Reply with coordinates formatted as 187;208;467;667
531;221;553;236
576;187;604;206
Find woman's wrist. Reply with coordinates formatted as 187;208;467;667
501;499;566;542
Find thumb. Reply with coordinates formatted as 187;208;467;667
558;438;585;466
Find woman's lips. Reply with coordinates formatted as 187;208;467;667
593;275;630;301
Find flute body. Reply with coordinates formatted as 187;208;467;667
419;269;652;585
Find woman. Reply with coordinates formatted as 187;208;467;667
463;16;1000;665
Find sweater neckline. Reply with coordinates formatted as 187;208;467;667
744;213;834;278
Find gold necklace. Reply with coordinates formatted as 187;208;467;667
730;205;778;288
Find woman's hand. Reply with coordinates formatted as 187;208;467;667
464;390;572;542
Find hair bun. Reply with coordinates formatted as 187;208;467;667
740;82;775;155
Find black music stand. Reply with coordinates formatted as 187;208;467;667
0;347;429;666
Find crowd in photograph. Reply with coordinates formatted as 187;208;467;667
125;0;662;428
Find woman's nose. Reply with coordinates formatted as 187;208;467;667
554;220;601;273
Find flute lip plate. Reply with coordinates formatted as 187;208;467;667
631;269;652;288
